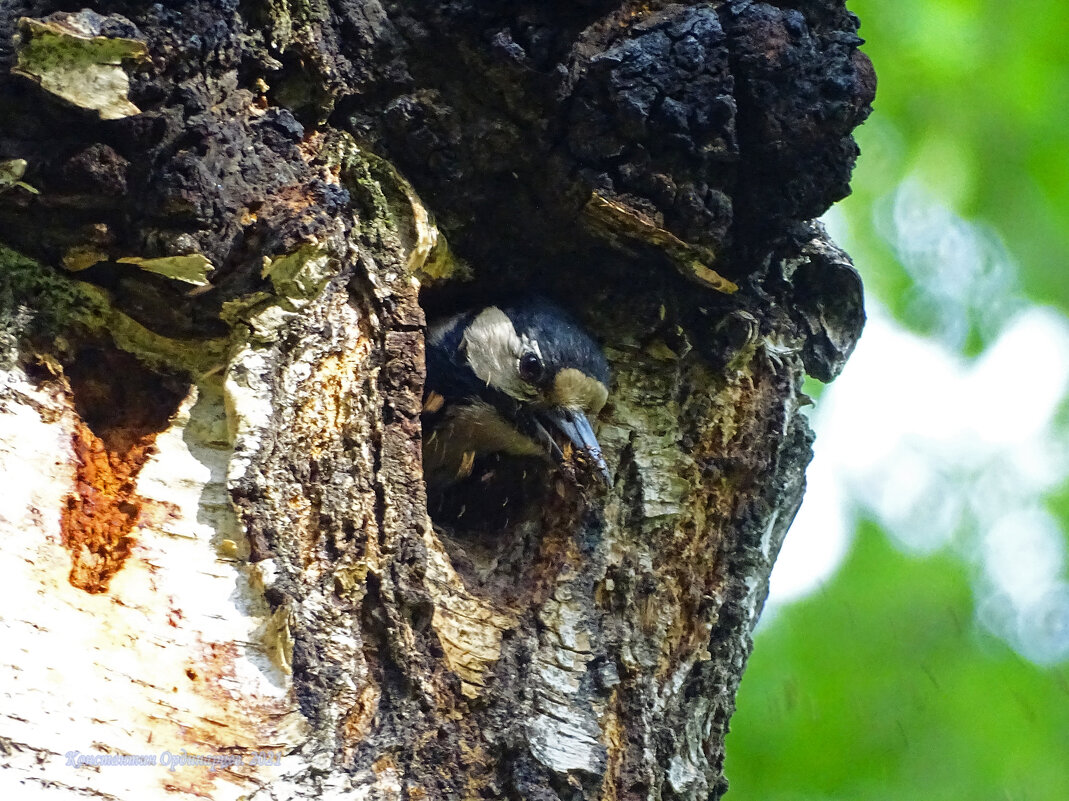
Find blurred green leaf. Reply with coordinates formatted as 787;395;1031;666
842;0;1069;315
729;525;1069;800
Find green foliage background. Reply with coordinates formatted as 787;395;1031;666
727;2;1069;797
841;0;1069;319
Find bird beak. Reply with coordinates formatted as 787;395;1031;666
531;407;611;486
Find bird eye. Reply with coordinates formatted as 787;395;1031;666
518;352;544;383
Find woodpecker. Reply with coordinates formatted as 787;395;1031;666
422;297;611;488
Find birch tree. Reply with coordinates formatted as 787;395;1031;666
0;2;874;799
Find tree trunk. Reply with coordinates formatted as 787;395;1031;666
0;2;873;799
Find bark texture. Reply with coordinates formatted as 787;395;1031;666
0;2;873;799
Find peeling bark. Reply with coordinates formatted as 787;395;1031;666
0;2;873;799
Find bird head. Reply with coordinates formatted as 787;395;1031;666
426;298;611;485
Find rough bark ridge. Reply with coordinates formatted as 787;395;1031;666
0;1;873;799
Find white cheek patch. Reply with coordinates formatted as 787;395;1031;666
462;307;531;399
